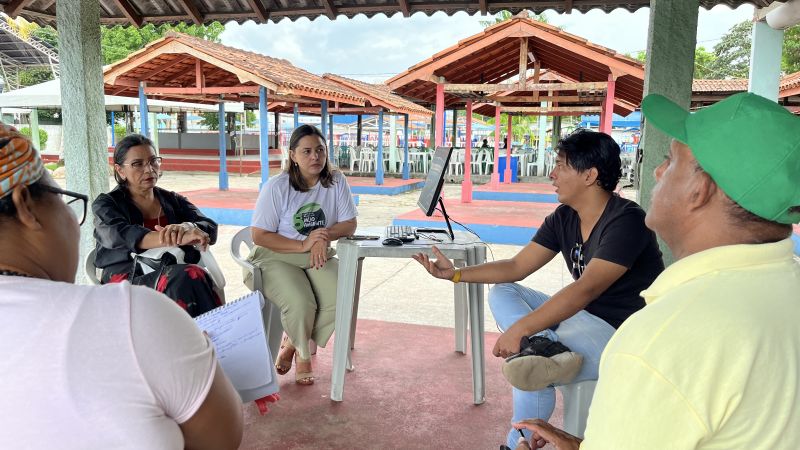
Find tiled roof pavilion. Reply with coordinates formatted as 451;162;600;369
691;72;800;111
1;1;782;27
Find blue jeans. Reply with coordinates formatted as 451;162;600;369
488;283;615;448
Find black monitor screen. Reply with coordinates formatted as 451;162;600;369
417;146;453;216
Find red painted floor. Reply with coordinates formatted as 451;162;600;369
240;319;563;449
395;200;557;228
474;182;556;194
347;176;424;187
181;188;259;210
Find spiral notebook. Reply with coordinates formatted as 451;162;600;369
194;291;279;402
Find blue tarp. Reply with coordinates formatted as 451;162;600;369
580;111;641;129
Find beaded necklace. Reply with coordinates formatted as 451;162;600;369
0;269;31;278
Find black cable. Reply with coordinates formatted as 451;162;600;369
434;207;496;262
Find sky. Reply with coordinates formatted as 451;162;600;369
220;5;754;84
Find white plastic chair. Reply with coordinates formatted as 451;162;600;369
279;147;289;171
448;148;464;175
86;247;226;303
349;146;362;171
360;147;376;172
484;150;494;175
557;379;597;438
230;227;316;358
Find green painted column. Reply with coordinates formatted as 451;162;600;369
57;0;109;283
639;0;699;265
748;20;784;102
536;101;547;176
30;108;40;151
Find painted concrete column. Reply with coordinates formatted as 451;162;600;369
149;112;158;149
402;114;410;180
376;110;385;185
321;100;329;138
451;108;458;147
600;74;616;135
389;115;397;173
30;108;40;151
293;103;299;128
429;113;436;149
435;83;445;147
56;0;108;283
537;102;547;176
491;106;501;188
110;111;116;147
462;100;473;203
138;81;149;137
218;101;228;191
640;0;699;264
259;86;269;186
504;116;513;184
328;113;334;164
356;114;362;145
748;20;784;101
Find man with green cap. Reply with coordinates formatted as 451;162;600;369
510;92;800;449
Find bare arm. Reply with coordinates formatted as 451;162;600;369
251;227;329;254
412;241;558;284
492;258;628;356
327;218;357;241
179;362;243;450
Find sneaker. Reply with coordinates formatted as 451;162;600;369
501;335;583;391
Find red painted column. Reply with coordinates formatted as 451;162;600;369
461;100;473;203
600;73;616;135
504;116;513;184
491;106;501;188
435;83;445;147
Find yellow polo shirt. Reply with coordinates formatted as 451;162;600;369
581;239;800;449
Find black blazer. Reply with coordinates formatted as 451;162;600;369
92;185;218;275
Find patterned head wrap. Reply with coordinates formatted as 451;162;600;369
0;122;44;200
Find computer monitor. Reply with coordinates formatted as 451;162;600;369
416;146;455;239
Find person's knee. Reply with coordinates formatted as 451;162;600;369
488;283;522;307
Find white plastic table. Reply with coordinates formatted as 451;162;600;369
330;228;488;404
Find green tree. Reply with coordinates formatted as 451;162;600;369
100;22;225;64
19;126;48;149
693;46;718;79
709;20;753;79
783;25;800;74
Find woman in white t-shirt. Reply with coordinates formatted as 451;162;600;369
0;124;243;449
248;124;357;385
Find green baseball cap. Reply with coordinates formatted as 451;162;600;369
641;92;800;224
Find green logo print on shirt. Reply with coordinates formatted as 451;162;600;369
293;202;327;235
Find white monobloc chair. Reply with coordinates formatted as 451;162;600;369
230;227;316;359
557;379;597;438
85;247;227;303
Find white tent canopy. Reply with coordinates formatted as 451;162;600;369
0;79;244;113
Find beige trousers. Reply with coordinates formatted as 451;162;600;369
245;245;338;360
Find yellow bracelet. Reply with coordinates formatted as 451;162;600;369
451;268;462;283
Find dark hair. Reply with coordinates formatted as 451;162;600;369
0;180;46;220
113;134;156;186
286;124;338;192
693;162;792;240
555;129;622;192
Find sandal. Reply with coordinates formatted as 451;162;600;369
275;335;294;376
295;355;315;385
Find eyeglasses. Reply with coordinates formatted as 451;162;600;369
39;185;88;226
570;243;585;279
121;157;163;171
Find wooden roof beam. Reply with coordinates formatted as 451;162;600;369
5;0;34;17
321;0;337;20
144;86;260;95
176;0;204;25
492;95;605;103
444;81;607;93
479;0;487;15
518;37;528;89
111;0;143;27
501;106;601;115
398;0;410;17
245;0;270;22
564;0;574;14
135;55;192;82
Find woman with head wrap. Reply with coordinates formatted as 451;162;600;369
0;125;243;448
92;134;221;317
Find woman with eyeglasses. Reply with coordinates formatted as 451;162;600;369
0;125;243;448
92;134;221;318
247;124;357;386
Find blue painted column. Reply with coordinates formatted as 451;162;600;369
320;100;329;140
138;81;149;137
110;111;116;146
328;113;335;164
376;110;385;185
748;20;783;102
218;100;228;191
258;86;269;187
402;113;410;180
293;103;299;128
